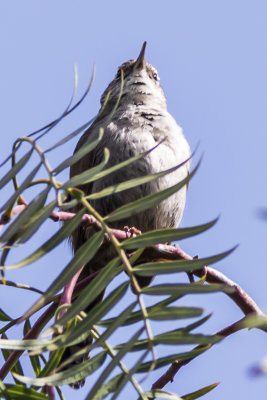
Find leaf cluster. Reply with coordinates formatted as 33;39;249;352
0;71;233;400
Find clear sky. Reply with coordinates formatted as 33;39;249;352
1;1;267;399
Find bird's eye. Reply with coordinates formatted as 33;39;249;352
153;73;158;80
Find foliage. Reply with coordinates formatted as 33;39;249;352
0;72;256;400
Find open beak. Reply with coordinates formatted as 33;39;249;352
134;41;147;70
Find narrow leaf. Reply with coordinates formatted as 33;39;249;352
0;150;33;190
63;147;109;189
122;218;218;250
23;320;41;376
87;159;191;201
144;390;182;400
142;283;231;296
133;247;237;276
182;383;219;399
85;328;143;400
108;351;149;400
54;276;128;344
13;351;107;387
136;346;209;373
105;163;198;223
92;374;124;400
53;128;104;174
0;188;51;246
0;384;49;399
37;348;65;377
100;305;202;327
1;333;24;384
83;142;164;185
58;298;134;370
17;200;56;244
117;330;218;352
23;230;104;320
0;309;12;322
45;118;95;153
4;208;85;270
0;163;42;213
0;319;18;335
94;301;136;348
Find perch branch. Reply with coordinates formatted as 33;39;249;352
151;317;246;390
1;206;266;390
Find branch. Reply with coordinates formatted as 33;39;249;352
1;206;266;391
0;269;101;381
150;244;264;317
1;206;263;320
0;303;58;381
151;317;246;390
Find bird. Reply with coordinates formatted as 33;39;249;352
62;42;191;388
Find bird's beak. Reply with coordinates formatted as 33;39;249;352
134;41;147;70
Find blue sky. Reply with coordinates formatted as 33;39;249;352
1;1;267;399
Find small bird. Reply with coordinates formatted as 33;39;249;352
64;42;191;388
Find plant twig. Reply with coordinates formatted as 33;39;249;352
151;317;247;390
2;205;266;392
149;244;264;317
2;206;263;322
0;303;58;380
0;280;44;295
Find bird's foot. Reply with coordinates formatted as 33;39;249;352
123;226;141;238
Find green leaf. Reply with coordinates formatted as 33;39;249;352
136;346;209;373
23;230;105;320
0;285;128;354
182;383;219;399
43;66;96;152
37;347;65;377
0;337;52;351
13;351;107;387
17;200;56;244
49;281;128;354
100;305;202;327
105;163;198;223
94;301;136;352
148;306;203;320
53;128;104;174
83;142;164;186
0;163;42;213
0;319;19;335
4;208;85;270
58;299;135;370
87;159;191;202
0;384;49;399
85;328;143;400
91;374;124;400
122;218;218;250
0;309;12;322
23;320;42;376
0;188;51;246
45;118;95;153
143;390;182;400
238;314;267;330
1;333;24;384
182;314;212;333
117;329;219;352
133;247;237;276
52;258;124;332
109;350;148;400
63;147;110;189
0;150;33;190
142;283;231;296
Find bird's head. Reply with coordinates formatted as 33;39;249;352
100;42;167;110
